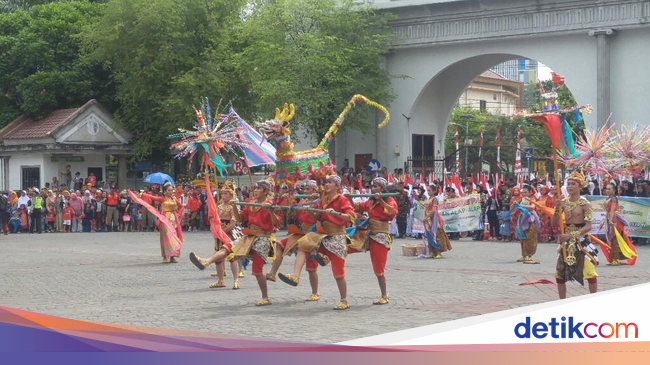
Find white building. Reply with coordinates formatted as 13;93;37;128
458;70;524;115
0;99;132;191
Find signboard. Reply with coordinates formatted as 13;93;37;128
438;194;482;232
106;166;118;182
135;161;152;172
586;196;650;238
232;160;244;174
366;159;381;173
51;156;84;163
523;148;533;162
411;199;428;234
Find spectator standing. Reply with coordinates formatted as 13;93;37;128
117;190;131;232
0;193;8;235
105;190;119;232
29;189;43;234
87;172;97;188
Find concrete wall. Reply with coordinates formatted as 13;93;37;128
609;27;650;126
7;152;110;191
8;154;44;190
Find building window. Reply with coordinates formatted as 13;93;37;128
479;100;487;112
493;94;497;100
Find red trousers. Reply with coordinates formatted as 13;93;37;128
318;245;345;279
369;239;389;277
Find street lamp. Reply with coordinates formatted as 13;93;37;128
450;116;472;176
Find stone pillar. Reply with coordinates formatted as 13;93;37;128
117;154;127;190
589;29;616;128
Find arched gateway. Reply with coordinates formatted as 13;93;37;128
333;0;650;173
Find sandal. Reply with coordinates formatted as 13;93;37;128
306;294;320;302
238;271;245;278
170;257;179;263
315;253;330;267
189;252;209;270
278;273;299;287
373;296;390;305
255;298;272;306
210;281;226;288
333;300;350;310
210;272;219;277
265;273;276;282
233;281;240;290
607;260;620;266
162;258;170;264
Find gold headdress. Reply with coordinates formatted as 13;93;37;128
567;171;587;188
221;180;236;194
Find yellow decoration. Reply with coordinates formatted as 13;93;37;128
614;228;637;259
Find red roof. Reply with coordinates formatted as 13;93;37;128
0;100;95;140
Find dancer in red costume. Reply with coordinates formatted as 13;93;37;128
189;180;281;306
278;175;357;310
266;180;322;301
351;177;398;305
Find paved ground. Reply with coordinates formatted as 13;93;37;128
1;231;649;343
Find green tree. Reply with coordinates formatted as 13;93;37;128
0;0;107;125
83;0;247;161
238;0;395;142
444;106;577;179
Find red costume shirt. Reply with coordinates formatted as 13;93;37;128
296;199;317;225
318;194;355;226
239;204;281;232
358;197;398;221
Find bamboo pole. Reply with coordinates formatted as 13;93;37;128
293;193;398;199
233;202;341;216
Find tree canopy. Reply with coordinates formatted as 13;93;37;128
228;0;395;141
0;1;107;123
0;0;396;163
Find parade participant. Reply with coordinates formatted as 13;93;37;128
537;185;555;243
131;183;184;263
266;180;320;302
603;181;637;266
189;180;280;306
509;186;522;241
351;177;398;305
517;185;540;264
552;171;598;299
278;175;356;310
266;180;322;301
424;185;452;259
209;181;243;289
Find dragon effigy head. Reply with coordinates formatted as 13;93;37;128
259;103;295;140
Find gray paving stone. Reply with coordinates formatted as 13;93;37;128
1;232;648;343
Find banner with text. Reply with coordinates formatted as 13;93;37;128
439;194;481;232
586;196;650;238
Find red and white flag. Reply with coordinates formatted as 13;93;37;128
452;174;465;197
